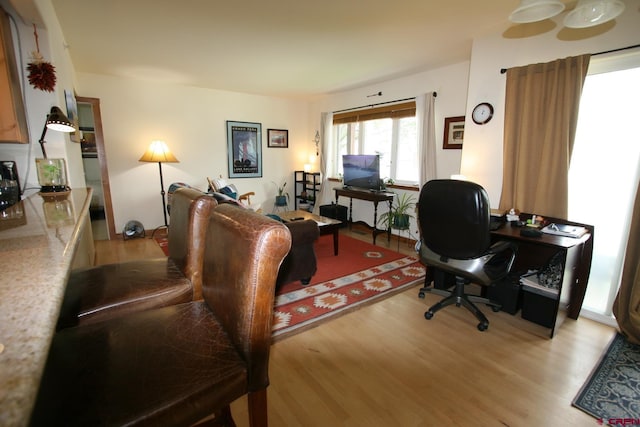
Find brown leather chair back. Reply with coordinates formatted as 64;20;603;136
32;204;292;426
168;187;218;300
202;204;292;391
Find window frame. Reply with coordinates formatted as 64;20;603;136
330;101;418;185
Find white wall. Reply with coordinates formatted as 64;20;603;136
308;61;471;239
309;61;470;184
0;0;85;195
0;0;85;194
3;0;639;235
76;73;310;231
462;2;640;207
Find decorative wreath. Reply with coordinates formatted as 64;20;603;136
27;24;56;92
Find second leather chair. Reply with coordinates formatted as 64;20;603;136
57;187;218;329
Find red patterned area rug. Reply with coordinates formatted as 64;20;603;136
155;236;169;256
154;234;426;340
272;234;425;341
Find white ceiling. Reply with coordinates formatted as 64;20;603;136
41;1;551;99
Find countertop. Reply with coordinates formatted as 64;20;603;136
0;188;92;427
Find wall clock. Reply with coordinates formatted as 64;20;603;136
472;102;494;125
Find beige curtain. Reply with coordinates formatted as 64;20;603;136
613;181;640;344
417;92;437;186
499;55;590;218
312;112;332;215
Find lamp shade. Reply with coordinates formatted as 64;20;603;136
509;0;565;23
139;140;179;163
564;0;625;28
46;106;75;132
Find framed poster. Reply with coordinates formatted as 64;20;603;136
443;116;465;149
267;129;288;148
226;121;262;178
64;89;80;143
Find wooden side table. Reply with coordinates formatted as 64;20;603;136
334;187;394;244
278;210;342;255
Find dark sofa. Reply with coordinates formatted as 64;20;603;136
275;218;319;285
168;182;319;287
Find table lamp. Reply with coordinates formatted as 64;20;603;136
36;106;76;198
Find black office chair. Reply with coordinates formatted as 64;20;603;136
416;179;517;331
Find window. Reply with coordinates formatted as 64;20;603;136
330;101;418;185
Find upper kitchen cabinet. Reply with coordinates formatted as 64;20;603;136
0;6;29;144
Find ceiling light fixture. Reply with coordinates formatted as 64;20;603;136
509;0;565;23
564;0;625;28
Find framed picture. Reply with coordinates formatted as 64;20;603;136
267;129;288;148
64;89;80;143
443;116;465;149
226;121;262;178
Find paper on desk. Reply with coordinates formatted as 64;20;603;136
541;223;588;238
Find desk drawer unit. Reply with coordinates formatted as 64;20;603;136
521;283;558;328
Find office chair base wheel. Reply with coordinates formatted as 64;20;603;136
418;291;426;299
491;306;501;312
424;311;434;320
477;322;488;331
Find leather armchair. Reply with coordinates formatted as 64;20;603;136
30;204;292;426
57;187;217;329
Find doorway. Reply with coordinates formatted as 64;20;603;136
77;96;115;240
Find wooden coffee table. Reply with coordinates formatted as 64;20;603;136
279;210;342;255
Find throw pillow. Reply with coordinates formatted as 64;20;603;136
219;184;238;200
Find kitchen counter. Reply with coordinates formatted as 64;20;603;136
0;188;92;427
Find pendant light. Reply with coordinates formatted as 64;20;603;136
564;0;625;28
509;0;565;23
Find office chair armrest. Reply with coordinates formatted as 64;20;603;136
485;240;518;280
487;240;518;255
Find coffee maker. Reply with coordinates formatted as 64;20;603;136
0;161;21;211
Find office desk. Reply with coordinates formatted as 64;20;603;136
334;187;394;244
491;215;593;338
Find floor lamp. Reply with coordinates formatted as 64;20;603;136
139;140;179;229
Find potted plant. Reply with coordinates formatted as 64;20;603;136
273;181;289;207
381;177;394;190
378;192;416;230
35;158;69;193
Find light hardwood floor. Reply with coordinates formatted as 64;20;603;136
95;228;614;426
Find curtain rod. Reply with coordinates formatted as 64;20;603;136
499;43;640;74
332;93;436;114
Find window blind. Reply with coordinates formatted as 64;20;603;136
333;101;416;124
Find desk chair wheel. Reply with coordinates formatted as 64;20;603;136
424;310;434;320
477;321;488;331
418;291;426;299
491;305;501;312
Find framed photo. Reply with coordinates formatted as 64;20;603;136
64;89;80;143
443;116;465;149
267;129;288;148
226;121;262;178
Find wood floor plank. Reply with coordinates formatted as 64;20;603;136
94;226;615;426
93;236;164;265
234;289;613;426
